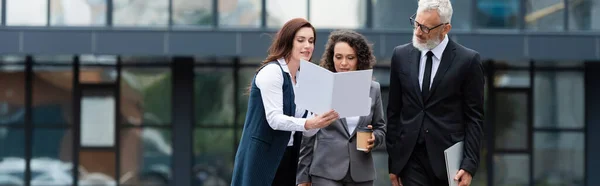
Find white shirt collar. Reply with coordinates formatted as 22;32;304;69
421;34;449;60
276;58;290;73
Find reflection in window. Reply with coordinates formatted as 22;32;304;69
494;70;530;88
534;71;584;129
120;128;172;186
476;0;519;29
236;68;258;124
193;129;233;185
78;150;117;185
172;0;212;26
525;0;564;31
121;68;172;126
6;0;47;26
310;0;365;28
50;0;106;26
31;129;73;184
81;94;115;147
0;129;25;185
113;0;168;26
494;154;529;186
494;92;528;150
266;0;307;27
569;0;600;30
195;68;235;126
534;132;584;185
218;0;261;27
0;64;25;125
373;0;417;29
33;65;73;126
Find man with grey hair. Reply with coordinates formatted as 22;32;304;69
385;0;484;186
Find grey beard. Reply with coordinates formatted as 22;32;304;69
412;35;442;52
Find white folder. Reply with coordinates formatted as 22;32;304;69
444;141;464;186
295;59;372;118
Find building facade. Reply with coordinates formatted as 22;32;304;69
0;0;598;185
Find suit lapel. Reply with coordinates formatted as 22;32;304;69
424;40;456;103
339;118;351;138
410;48;424;106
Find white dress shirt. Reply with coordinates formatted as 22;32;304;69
345;116;360;134
419;34;449;91
255;58;319;146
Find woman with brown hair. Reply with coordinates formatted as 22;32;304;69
231;18;339;186
296;30;386;186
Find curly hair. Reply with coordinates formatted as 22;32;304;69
319;30;376;72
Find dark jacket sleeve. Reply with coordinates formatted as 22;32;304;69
459;52;485;176
386;46;404;175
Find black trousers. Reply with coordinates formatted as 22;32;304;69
272;146;299;186
399;143;449;186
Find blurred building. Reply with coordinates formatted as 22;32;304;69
0;0;598;185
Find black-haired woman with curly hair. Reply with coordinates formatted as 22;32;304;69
296;30;387;186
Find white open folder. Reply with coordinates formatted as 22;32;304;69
444;141;464;186
295;59;372;118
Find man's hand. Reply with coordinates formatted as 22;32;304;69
389;173;403;186
298;183;311;186
365;125;375;153
454;169;472;186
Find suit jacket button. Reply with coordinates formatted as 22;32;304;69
425;129;429;133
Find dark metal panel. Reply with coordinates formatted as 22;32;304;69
170;32;237;56
24;31;92;54
585;62;600;186
381;33;412;58
456;34;525;60
95;31;165;54
0;31;20;53
239;31;273;57
528;35;597;60
172;57;194;186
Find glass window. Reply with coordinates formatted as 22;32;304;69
373;0;417;29
495;92;528;150
195;67;235;126
120;127;172;186
372;152;391;186
78;150;116;185
494;70;530;88
310;0;366;28
50;0;106;26
218;0;261;27
494;154;530;186
373;0;471;30
81;90;116;147
121;68;172;126
534;71;584;129
373;68;390;87
193;129;234;185
266;0;307;27
172;0;213;26
237;67;257;124
0;129;25;185
113;0;168;26
476;0;519;29
0;63;25;126
6;0;47;26
525;0;564;31
33;65;73;126
534;132;584;185
569;0;600;30
449;0;473;30
31;128;73;185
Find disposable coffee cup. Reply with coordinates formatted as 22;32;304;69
356;126;373;152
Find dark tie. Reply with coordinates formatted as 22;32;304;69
422;51;434;100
